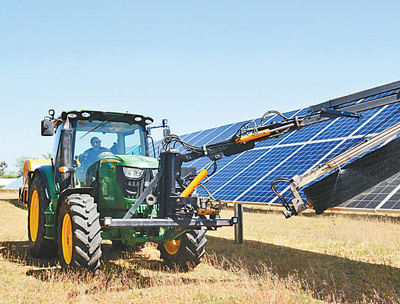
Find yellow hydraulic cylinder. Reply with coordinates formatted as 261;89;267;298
180;168;208;197
235;129;271;143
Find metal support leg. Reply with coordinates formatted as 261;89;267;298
234;203;243;244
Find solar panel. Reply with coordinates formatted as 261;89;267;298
336;171;400;211
176;83;400;213
304;133;400;212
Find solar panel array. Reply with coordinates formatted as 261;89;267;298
155;91;400;212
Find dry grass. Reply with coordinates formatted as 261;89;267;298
207;205;400;303
1;189;399;303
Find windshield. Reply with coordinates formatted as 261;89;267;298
74;120;147;167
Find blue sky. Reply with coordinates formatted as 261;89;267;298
1;1;399;172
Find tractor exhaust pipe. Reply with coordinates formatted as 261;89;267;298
59;112;73;192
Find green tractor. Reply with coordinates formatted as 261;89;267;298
24;110;235;270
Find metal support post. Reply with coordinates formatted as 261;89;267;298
234;203;243;244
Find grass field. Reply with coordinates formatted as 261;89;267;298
1;189;400;303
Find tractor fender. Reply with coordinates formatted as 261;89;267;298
32;165;54;201
57;187;94;205
20;159;51;204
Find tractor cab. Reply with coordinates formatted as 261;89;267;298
70;117;149;183
44;110;158;192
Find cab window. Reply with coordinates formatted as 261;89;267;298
73;120;147;168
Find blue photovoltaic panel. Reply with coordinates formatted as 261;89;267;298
282;120;333;144
174;85;400;212
192;123;236;146
354;103;400;136
209;149;281;200
379;172;400;210
238;141;343;203
183;130;209;146
251;139;367;202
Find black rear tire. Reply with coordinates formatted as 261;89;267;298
58;194;102;270
158;227;207;271
28;175;57;258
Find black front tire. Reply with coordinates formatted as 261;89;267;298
58;194;102;270
28;175;57;258
158;227;207;271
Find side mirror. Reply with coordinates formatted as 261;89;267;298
41;118;54;136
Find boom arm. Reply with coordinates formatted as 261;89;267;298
160;80;400;198
164;81;400;161
231;80;400;147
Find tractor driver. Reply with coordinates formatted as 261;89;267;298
81;136;109;168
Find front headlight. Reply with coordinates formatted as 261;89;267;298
123;167;144;179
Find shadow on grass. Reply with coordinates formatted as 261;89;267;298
3;236;399;302
206;235;400;303
0;241;208;293
0;198;27;210
0;241;58;267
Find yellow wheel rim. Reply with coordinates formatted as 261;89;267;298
62;213;73;265
164;239;181;255
29;190;39;242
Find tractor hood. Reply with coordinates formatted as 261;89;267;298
99;153;159;169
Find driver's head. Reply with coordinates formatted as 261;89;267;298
90;137;101;150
